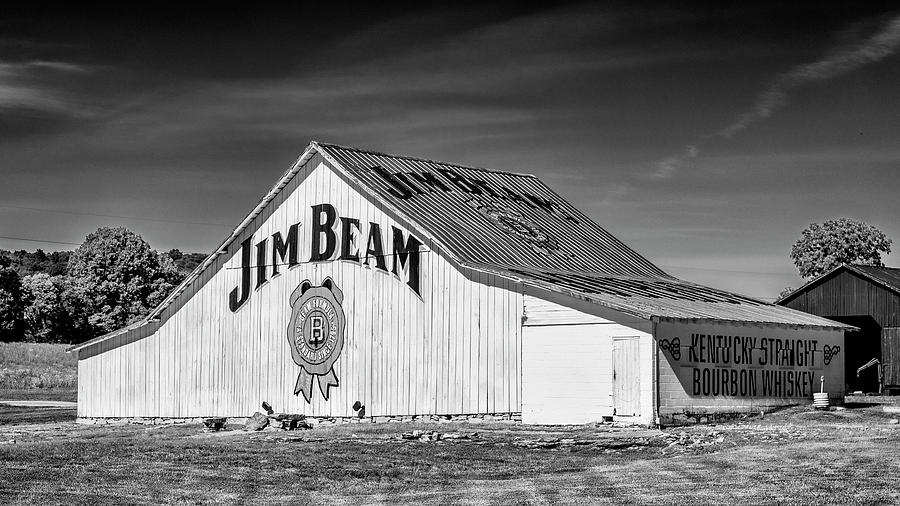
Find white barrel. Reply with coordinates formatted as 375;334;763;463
813;392;830;409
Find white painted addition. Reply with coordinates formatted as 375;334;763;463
521;294;653;425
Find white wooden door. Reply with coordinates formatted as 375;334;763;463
612;337;640;416
521;324;613;424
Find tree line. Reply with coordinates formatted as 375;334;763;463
0;227;205;344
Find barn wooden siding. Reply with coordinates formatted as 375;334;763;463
885;328;900;386
781;269;900;327
780;267;900;386
77;154;523;419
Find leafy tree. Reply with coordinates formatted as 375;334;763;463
0;257;26;341
0;248;71;277
47;251;70;276
22;273;64;342
68;227;181;334
778;286;795;300
59;277;97;343
790;218;893;278
166;249;206;276
21;273;94;343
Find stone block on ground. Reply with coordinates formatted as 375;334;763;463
203;417;227;431
244;412;269;431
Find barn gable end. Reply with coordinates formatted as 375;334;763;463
779;264;900;391
76;147;524;419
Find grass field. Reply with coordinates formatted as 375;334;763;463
0;342;77;402
1;399;899;504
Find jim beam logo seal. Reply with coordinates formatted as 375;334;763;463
287;278;346;403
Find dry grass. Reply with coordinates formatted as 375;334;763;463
1;401;900;504
0;342;76;392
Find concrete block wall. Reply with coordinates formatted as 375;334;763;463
655;321;845;425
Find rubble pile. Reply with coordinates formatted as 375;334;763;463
512;435;659;451
659;431;728;453
399;430;478;442
240;401;313;432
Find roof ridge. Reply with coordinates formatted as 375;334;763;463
777;263;900;304
315;141;538;178
852;264;900;271
845;264;900;294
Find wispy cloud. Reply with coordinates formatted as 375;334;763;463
653;144;697;179
0;60;93;115
653;13;900;179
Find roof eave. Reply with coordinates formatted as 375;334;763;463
472;263;855;330
776;263;900;304
67;319;156;353
652;315;856;331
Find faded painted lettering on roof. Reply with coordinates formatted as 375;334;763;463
371;164;578;223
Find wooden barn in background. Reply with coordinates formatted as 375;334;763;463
70;141;850;426
778;265;900;394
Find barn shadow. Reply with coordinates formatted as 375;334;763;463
842;402;879;409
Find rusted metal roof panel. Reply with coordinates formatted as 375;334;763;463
318;143;849;328
317;142;670;279
496;266;850;328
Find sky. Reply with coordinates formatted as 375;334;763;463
1;2;898;300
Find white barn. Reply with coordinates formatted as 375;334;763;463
71;142;849;425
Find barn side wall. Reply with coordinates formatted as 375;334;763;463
781;270;900;327
655;321;845;425
781;269;900;388
884;327;900;387
521;293;654;425
77;155;523;420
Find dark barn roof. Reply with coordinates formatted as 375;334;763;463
850;265;900;295
777;264;900;328
779;264;900;304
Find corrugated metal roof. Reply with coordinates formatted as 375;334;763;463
319;143;849;329
488;265;850;327
317;142;669;279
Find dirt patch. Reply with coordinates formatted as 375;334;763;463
1;401;899;504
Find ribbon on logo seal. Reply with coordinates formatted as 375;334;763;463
287;278;346;403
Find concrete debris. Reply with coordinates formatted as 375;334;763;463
399;430;477;442
269;413;312;430
237;410;312;432
202;418;227;431
243;412;269;431
513;436;653;450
